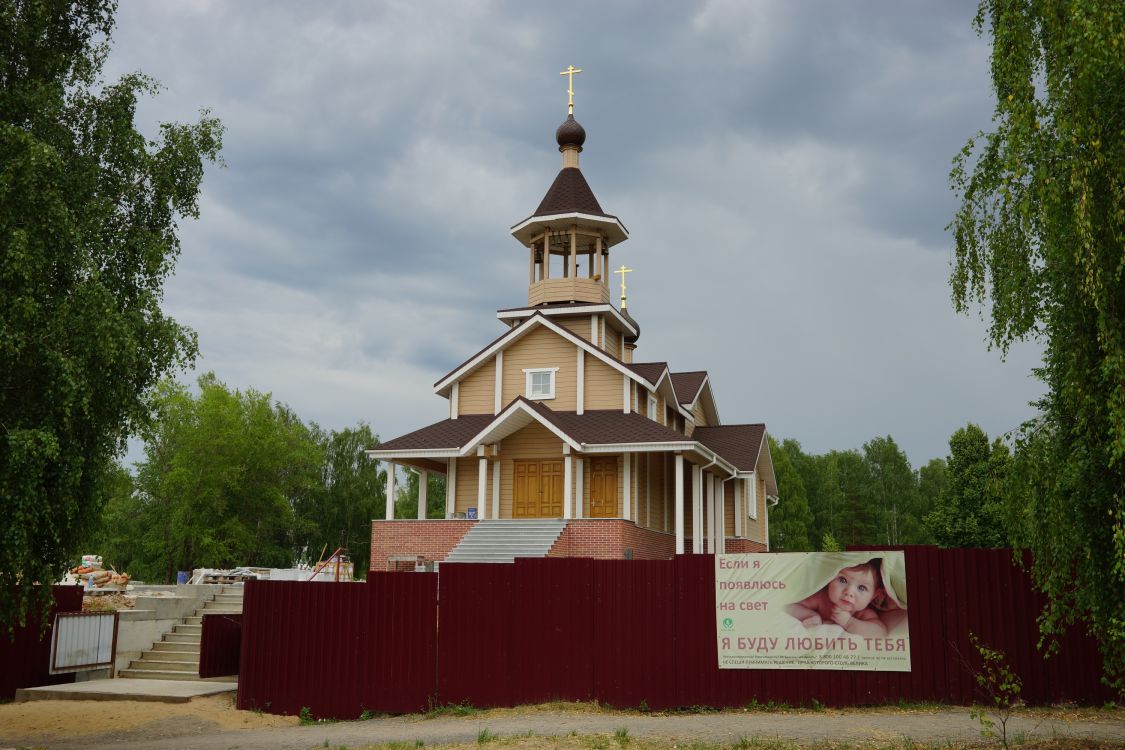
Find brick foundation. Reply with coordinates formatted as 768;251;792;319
371;518;768;571
549;520;677;560
370;520;476;572
724;538;768;553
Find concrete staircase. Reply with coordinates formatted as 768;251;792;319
118;586;243;681
443;519;568;563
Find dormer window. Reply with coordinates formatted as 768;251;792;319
647;394;658;421
524;368;558;400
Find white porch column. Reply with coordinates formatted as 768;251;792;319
477;446;488;519
446;459;457;518
385;462;396;520
674;454;685;554
417;469;428;520
622;454;632;521
575;457;585;519
491;459;501;519
734;479;743;538
563;446;573;519
706;474;717;553
691;464;703;554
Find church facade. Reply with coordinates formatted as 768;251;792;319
367;75;777;571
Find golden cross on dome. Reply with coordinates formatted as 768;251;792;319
560;65;583;115
614;264;633;309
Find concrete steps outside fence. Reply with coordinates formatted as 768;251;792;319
118;586;242;681
443;519;568;564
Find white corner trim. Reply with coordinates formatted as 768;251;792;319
494;351;503;415
451;382;459;420
576;349;585;415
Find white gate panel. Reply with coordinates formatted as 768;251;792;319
50;611;118;673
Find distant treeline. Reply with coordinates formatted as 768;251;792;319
769;425;1011;552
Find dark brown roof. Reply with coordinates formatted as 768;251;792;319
671;371;708;405
626;361;667;386
375;414;495;451
522;400;690;445
534;167;611;217
693;424;766;472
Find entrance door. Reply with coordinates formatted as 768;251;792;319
513;460;565;518
513;461;540;518
589;457;618;518
539;461;563;517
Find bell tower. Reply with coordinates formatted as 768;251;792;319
510;67;629;306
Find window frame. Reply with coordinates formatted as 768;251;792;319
523;367;559;401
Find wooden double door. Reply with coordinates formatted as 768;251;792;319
512;457;619;518
513;460;563;518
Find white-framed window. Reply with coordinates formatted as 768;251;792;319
647;394;658;421
523;367;559;400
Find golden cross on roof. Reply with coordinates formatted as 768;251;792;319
614;264;633;309
560;65;582;115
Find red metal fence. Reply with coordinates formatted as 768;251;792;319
200;613;242;678
236;574;436;718
1;585;84;700
237;547;1112;719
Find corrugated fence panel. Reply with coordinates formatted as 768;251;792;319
437;563;515;708
591;559;677;709
237;577;436;718
200;614;242;678
1;586;83;699
511;558;594;704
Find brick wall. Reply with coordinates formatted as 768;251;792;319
549;519;678;560
725;538;768;553
370;520;476;572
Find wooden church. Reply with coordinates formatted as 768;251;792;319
368;69;778;571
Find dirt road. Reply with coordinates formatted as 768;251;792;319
1;697;1122;750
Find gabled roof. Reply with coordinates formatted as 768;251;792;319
670;371;708;406
534;167;611;217
692;424;766;473
433;312;655;396
626;361;669;385
375;414;495;453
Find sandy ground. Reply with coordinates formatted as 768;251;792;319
0;693;295;745
0;698;1122;750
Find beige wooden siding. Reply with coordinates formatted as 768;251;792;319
498;422;566;519
457;358;495;415
558;317;594;343
454;457;480;515
584;356;622;410
604;326;621;359
500;326;577;411
692;400;707;427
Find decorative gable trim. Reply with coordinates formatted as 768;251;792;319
433;313;656;396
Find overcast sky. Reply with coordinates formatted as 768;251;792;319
105;0;1043;467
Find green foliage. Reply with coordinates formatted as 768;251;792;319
394;466;446;521
924;424;1009;548
119;374;322;582
476;728;497;744
299;706;315;725
950;0;1125;689
863;435;928;546
768;438;814;551
293;423;385;576
820;532;841;553
613;727;630;747
967;634;1023;749
0;0;222;628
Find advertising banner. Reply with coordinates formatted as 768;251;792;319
716;551;911;671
